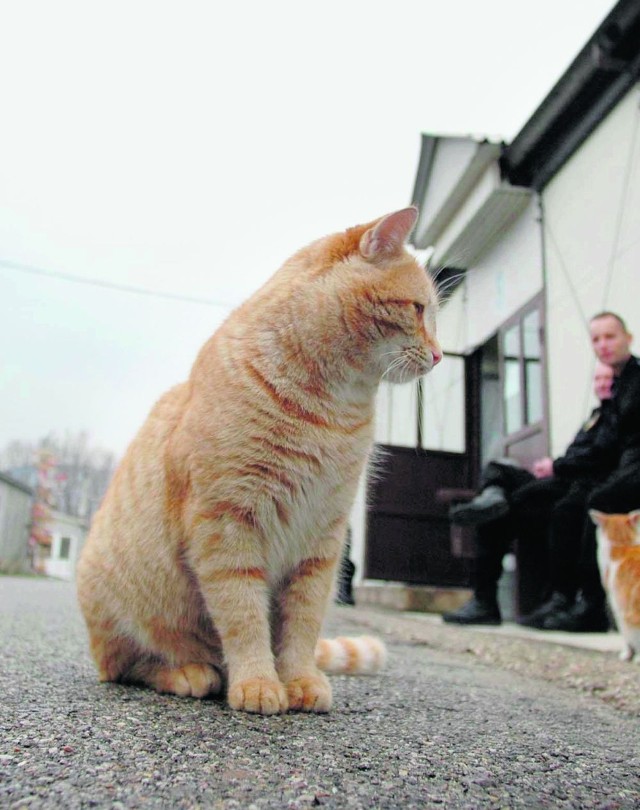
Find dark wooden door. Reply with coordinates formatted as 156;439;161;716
365;445;473;586
364;349;478;587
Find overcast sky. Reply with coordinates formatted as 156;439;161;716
0;0;615;459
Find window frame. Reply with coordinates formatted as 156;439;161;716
497;294;548;450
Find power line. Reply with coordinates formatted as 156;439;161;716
0;259;237;310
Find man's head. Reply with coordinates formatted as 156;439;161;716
589;312;633;374
593;361;614;401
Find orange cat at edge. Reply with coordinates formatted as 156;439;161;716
77;207;442;714
590;510;640;662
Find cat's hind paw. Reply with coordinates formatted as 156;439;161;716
286;673;332;713
228;677;289;715
154;664;223;698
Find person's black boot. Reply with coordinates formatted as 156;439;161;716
517;592;572;629
442;596;501;626
542;596;610;632
448;486;509;526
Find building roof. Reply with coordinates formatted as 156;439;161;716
501;0;640;189
0;470;34;496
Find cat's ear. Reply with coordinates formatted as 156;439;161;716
589;509;605;526
627;510;640;526
359;207;419;261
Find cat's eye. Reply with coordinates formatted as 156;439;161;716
414;302;425;317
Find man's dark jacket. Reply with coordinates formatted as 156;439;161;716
611;354;640;470
552;398;619;482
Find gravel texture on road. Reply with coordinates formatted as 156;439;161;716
1;576;639;809
342;605;640;719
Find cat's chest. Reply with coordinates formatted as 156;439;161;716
263;446;365;579
596;536;612;582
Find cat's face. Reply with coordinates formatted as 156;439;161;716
361;254;440;383
330;208;441;384
245;207;441;388
590;510;640;546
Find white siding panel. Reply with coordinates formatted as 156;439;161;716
434;195;544;356
388;381;419;448
544;87;640;455
348;468;369;586
0;482;32;574
421;357;465;453
415;138;479;242
374;383;392;444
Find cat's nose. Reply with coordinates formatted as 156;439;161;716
432;349;442;366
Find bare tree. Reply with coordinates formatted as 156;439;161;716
0;432;116;521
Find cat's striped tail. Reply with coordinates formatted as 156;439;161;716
315;635;387;674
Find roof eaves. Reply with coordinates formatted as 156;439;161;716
0;470;34;496
502;0;640;190
411;138;503;249
432;184;532;269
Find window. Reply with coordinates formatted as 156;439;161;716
523;309;543;425
503;324;522;434
500;303;544;437
59;537;71;560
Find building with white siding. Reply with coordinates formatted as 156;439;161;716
350;0;640;616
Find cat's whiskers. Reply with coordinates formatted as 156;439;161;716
437;273;466;295
381;353;412;381
382;350;408;379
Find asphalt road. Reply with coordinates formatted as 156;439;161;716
1;575;639;809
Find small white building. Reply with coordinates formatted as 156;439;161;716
0;471;34;574
42;510;89;581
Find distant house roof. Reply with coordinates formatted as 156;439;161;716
49;508;89;532
501;0;640;189
0;470;34;496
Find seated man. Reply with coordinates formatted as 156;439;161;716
546;311;640;631
443;361;617;628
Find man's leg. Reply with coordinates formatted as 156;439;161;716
480;460;538;492
443;516;512;625
449;461;535;527
542;481;609;632
508;477;568;623
548;481;593;602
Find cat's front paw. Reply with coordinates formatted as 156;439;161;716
286;672;332;713
227;677;289;715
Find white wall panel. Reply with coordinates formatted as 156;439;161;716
421;356;465;452
434;195;543;356
544;86;640;455
374;379;419;448
388;381;419;448
374;382;392;444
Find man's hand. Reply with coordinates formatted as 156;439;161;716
532;456;554;479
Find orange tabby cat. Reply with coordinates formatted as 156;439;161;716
590;510;640;662
77;206;441;714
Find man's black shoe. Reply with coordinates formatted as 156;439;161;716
542;598;610;632
442;597;501;626
448;486;509;526
517;592;572;629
